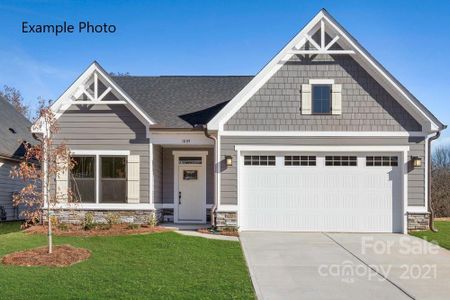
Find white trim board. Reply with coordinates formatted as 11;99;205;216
71;150;130;155
48;203;155;210
234;145;410;152
221;131;426;137
207;10;442;132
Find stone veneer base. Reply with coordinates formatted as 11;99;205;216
407;212;430;231
48;209;162;225
215;211;237;228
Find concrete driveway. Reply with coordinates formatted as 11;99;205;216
240;232;450;300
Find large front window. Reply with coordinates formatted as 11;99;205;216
71;155;127;203
72;156;96;203
101;156;127;203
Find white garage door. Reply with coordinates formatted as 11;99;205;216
239;154;403;232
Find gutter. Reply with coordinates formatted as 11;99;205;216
202;126;218;227
428;125;447;232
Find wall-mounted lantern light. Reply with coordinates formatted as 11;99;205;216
225;156;233;167
411;156;422;168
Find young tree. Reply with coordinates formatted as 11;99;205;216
10;107;75;253
0;85;30;119
33;97;53;122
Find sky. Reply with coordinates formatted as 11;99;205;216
0;0;449;146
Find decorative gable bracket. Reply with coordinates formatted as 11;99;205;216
70;71;126;105
32;61;155;137
288;19;355;55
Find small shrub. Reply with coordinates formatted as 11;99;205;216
219;226;238;233
148;212;158;227
106;213;120;226
82;212;96;230
127;223;140;230
57;223;69;231
97;224;111;230
49;215;59;227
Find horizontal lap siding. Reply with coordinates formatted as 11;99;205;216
153;145;163;204
0;160;23;220
55;105;150;203
220;136;425;206
162;147;214;205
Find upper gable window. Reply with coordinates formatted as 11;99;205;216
312;85;331;114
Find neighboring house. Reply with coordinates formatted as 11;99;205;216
34;10;445;233
0;96;35;221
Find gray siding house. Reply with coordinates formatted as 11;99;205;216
36;10;445;233
0;96;35;221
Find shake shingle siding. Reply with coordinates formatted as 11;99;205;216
225;54;422;131
55;104;150;204
220;136;425;207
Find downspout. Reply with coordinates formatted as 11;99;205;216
428;130;442;232
202;126;218;227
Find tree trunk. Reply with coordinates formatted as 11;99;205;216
43;137;52;254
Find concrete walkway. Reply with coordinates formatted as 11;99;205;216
240;232;450;300
175;230;239;241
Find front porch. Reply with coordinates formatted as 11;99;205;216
151;130;216;226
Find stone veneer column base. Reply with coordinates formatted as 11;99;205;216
215;211;237;228
47;209;163;225
407;212;430;231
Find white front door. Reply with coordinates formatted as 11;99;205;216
177;165;206;222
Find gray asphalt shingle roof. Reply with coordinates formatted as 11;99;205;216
0;96;35;159
112;75;253;128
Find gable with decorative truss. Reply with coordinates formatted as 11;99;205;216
72;71;124;104
49;61;154;129
208;10;443;132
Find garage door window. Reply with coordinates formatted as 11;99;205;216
285;156;316;166
366;156;398;166
244;155;276;166
325;156;357;166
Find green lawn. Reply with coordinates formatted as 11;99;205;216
410;221;450;250
0;222;254;299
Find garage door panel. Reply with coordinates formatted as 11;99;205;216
240;154;402;232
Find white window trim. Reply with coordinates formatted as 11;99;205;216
48;203;155;211
71;150;131;205
172;151;208;224
309;79;335;85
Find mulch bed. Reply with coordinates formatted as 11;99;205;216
198;228;239;237
24;224;172;237
2;245;91;267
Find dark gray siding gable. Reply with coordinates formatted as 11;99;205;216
225;54;422;132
